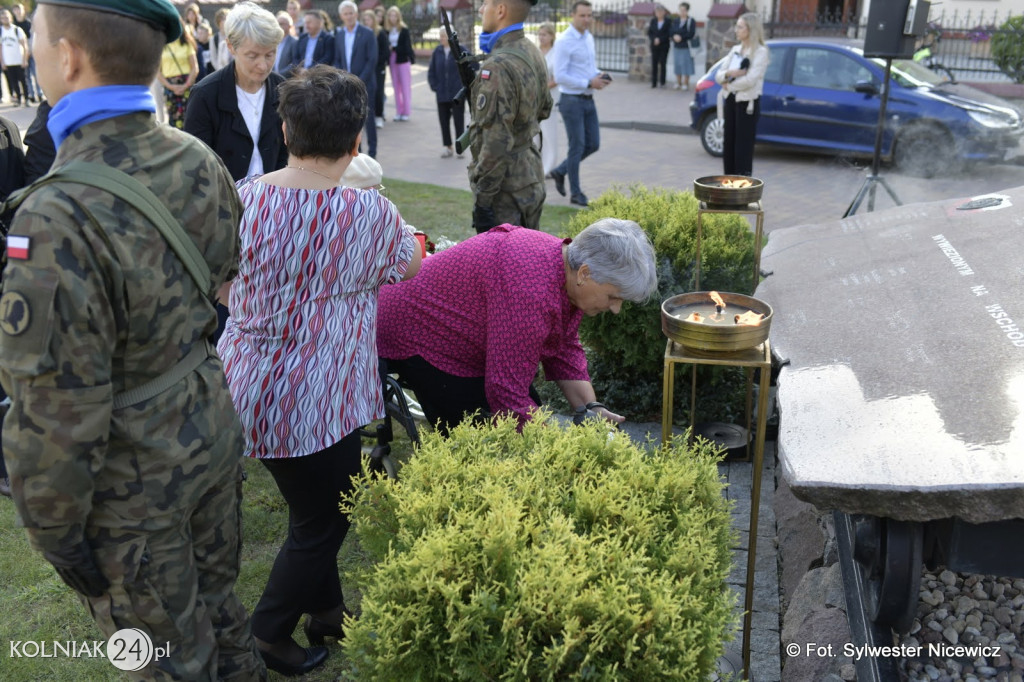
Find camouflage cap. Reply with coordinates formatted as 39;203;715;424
38;0;182;43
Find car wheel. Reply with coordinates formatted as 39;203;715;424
893;124;956;178
700;113;725;157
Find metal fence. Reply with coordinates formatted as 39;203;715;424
763;8;1024;83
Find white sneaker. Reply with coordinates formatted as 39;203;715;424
375;116;384;128
673;83;681;90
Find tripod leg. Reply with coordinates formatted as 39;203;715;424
844;177;874;218
877;177;903;207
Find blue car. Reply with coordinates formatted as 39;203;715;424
689;38;1024;177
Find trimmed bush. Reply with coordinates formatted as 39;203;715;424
543;186;758;423
342;414;737;681
991;16;1024;83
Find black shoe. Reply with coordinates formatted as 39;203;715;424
259;645;328;677
570;194;589;207
0;476;10;498
303;613;348;646
551;169;566;197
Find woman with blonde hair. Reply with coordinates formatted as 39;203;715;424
384;5;414;121
362;8;389;127
184;2;202;31
537;22;559;175
158;20;199;128
714;12;768;176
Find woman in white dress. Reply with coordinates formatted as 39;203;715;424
537;22;559;177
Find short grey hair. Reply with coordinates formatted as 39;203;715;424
567;218;658;302
225;1;284;50
338;0;359;14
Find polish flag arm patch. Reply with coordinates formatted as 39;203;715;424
7;236;30;260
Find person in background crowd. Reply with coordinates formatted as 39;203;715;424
184;2;202;32
275;11;298;75
715;12;768;176
671;2;696;90
549;0;609;208
0;9;29;107
287;0;305;36
536;22;558;176
0;0;265;677
467;0;550;232
11;4;38;103
384;6;413;121
158;20;199;128
377;218;656;435
647;4;671;88
22;99;55;183
218;65;420;677
427;27;465;159
194;21;214;82
294;9;335;71
211;8;232;71
362;8;388;129
335;0;378;158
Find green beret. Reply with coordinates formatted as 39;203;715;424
38;0;182;43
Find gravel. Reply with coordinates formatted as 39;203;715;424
899;572;1024;682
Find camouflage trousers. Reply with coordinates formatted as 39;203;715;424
81;462;266;681
489;181;546;231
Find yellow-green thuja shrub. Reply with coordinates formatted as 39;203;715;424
341;413;737;681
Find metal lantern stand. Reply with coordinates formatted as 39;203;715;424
662;197;769;679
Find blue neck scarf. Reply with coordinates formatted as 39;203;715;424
479;23;523;54
48;85;156;148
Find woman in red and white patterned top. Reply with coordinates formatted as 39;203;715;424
217;65;420;677
377;218;656;434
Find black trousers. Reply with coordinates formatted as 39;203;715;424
651;43;670;86
4;66;26;103
722;94;760;176
436;99;465;147
374;68;386;118
385;355;489;436
385;355;542;436
251;431;363;643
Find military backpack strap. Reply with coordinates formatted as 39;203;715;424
2;161;219;409
49;161;214;298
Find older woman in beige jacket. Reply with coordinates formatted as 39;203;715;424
715;12;769;176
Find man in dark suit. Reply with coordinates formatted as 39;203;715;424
292;9;334;72
334;0;378;157
275;11;299;75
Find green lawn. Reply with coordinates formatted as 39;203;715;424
382;177;581;243
0;182;580;681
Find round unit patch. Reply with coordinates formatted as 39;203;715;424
0;291;30;336
477;93;487;110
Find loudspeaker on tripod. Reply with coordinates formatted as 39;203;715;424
863;0;931;59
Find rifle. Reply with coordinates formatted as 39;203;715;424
440;8;479;154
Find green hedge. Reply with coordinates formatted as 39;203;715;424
544;186;758;423
991;16;1024;84
341;414;737;680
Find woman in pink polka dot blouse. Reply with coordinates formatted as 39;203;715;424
377;218;657;434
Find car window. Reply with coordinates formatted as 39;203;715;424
792;48;873;91
765;45;786;84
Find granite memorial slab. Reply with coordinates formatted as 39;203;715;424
756;189;1024;523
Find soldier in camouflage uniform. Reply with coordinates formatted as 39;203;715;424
0;1;265;680
468;0;552;233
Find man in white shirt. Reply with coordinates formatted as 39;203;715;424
0;8;29;107
549;0;610;207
